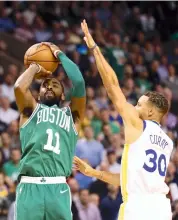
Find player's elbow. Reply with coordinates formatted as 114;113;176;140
14;82;26;96
14;83;21;92
14;82;22;91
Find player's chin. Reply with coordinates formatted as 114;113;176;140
42;96;58;106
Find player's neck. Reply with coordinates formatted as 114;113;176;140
148;116;161;125
150;120;161;126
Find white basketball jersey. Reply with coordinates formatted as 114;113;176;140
121;120;173;202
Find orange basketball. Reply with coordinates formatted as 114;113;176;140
24;43;59;73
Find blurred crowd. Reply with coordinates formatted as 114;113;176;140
0;1;178;220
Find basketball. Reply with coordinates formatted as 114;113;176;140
24;43;59;73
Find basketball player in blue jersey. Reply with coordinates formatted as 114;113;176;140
74;20;173;220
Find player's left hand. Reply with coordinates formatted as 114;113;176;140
73;156;94;177
41;42;61;57
81;19;96;49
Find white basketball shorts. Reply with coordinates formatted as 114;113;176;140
118;194;172;220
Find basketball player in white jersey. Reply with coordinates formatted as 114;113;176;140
74;20;173;220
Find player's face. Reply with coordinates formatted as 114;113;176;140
135;95;151;120
39;78;64;106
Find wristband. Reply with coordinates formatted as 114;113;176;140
30;63;41;73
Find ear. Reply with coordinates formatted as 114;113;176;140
148;108;153;118
61;93;65;101
38;96;40;101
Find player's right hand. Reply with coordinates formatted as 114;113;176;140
73;156;94;177
30;63;52;79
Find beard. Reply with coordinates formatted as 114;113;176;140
40;97;59;106
39;92;61;107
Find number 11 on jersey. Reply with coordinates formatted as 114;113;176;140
44;129;60;155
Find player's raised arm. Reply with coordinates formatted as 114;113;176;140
57;52;86;125
42;43;86;130
14;64;51;114
74;157;120;186
81;20;142;127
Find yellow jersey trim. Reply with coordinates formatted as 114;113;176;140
118;144;130;220
121;143;130;202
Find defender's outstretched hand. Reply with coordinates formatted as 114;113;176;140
73;156;94;177
81;19;96;49
74;156;120;186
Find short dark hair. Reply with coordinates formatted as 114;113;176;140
144;91;169;115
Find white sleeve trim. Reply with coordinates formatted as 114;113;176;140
67;106;78;135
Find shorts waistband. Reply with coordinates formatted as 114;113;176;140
20;176;66;184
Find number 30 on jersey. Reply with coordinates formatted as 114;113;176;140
143;149;167;177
